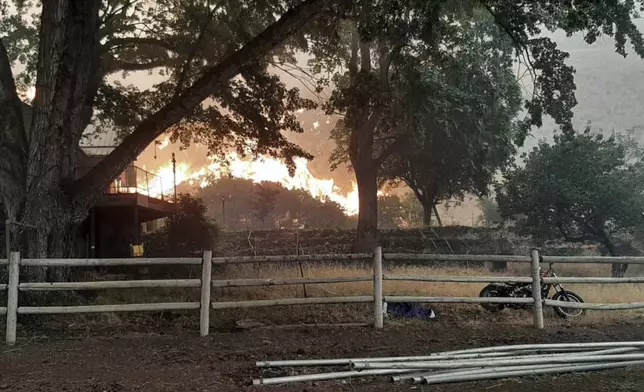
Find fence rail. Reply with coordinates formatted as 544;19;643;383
211;253;372;265
20;257;202;267
17;302;201;315
211;276;372;288
383;275;533;283
211;296;374;309
383;253;531;263
543;299;644;310
4;249;644;346
19;279;201;291
541;256;644;264
384;296;535;304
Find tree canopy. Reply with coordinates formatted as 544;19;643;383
307;0;644;250
374;8;522;226
197;177;355;230
145;193;218;257
0;0;339;260
496;129;644;276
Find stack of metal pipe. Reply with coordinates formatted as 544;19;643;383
253;342;644;386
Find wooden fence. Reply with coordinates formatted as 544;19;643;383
3;248;644;345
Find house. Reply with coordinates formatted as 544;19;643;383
2;104;177;258
76;147;176;258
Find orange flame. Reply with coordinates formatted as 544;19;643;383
154;153;361;215
157;137;170;150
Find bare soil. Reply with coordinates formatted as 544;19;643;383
2;322;644;391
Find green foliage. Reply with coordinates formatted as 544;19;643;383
311;1;644;247
252;184;280;224
197;177;355;230
496;128;644;245
478;197;503;228
377;195;405;229
378;193;425;229
319;0;644;167
378;8;522;213
145;193;219;257
0;0;321;168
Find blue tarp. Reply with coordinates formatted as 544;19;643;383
386;302;437;320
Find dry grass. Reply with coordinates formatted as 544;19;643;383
15;261;644;335
207;261;644;326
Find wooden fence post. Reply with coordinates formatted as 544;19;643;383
6;252;19;345
373;246;383;329
200;250;213;337
531;248;544;329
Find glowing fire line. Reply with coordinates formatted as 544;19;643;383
154;153;361;215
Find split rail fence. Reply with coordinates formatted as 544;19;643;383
3;248;644;345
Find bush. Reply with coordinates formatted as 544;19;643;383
145;194;219;257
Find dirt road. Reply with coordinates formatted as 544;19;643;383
2;323;644;391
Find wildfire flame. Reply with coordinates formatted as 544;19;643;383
154;153;361;215
157;137;170;150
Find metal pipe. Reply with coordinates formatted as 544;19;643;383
256;350;556;368
435;341;644;356
257;345;644;369
418;363;582;384
422;359;644;385
392;368;482;383
257;347;638;368
417;364;563;384
398;347;641;384
351;353;644;370
373;348;641;373
252;368;414;386
415;348;641;383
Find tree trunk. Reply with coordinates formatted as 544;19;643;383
433;206;443;227
422;203;433;227
354;162;379;252
602;234;627;278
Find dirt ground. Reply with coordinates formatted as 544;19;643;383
3;322;644;392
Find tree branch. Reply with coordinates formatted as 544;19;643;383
101;37;177;53
174;0;228;95
103;58;170;74
73;0;338;207
480;1;537;87
374;134;408;168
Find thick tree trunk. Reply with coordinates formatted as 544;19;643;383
0;1;100;280
354;163;379;252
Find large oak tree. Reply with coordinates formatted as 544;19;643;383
0;0;339;264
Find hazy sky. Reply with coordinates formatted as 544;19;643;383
525;20;644;150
